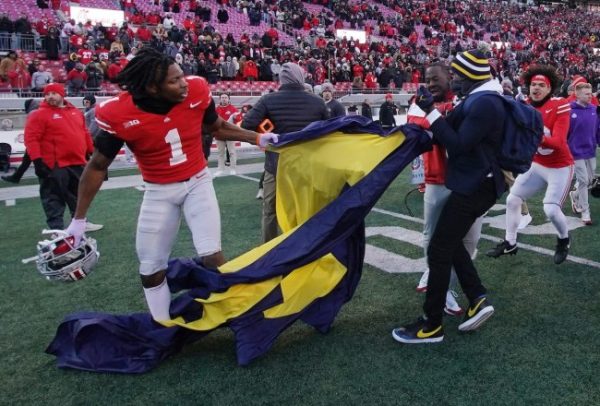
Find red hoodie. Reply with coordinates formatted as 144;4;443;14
25;100;93;168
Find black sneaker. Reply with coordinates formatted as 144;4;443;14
486;240;518;258
1;175;19;184
458;296;495;332
554;236;570;265
392;316;444;344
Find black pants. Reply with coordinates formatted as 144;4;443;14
424;177;498;325
12;151;31;181
39;166;83;229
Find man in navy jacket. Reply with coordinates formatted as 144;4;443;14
393;46;506;344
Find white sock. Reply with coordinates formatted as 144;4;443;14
143;278;171;321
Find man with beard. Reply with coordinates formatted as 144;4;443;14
321;83;346;117
487;65;573;265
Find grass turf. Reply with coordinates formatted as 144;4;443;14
1;168;599;405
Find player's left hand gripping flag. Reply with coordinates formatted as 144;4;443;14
46;116;432;373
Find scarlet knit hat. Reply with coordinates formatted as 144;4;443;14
451;43;492;81
571;76;587;88
43;83;65;98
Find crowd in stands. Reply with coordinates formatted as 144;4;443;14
0;0;599;96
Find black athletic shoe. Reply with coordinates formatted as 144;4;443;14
458;296;495;332
486;240;518;258
554;236;570;265
392;316;444;344
1;175;19;184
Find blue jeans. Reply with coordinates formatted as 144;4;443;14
424;177;497;325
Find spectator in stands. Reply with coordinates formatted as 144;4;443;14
64;53;79;73
270;59;281;81
163;13;175;30
85;62;104;90
66;63;87;96
0;51;19;81
242;62;329;242
321;83;345;117
110;38;125;54
31;64;53;92
219;56;236;81
24;83;102;232
14;14;32;51
243;59;258;81
0;13;13;50
60;19;76;54
136;24;152;44
217;6;229;24
46;27;61;60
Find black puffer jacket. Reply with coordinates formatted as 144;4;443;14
242;83;329;173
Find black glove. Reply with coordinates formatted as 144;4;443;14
33;158;52;178
415;85;434;113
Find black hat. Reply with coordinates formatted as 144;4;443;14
83;94;96;106
451;43;492;81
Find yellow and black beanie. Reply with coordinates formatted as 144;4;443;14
451;46;491;81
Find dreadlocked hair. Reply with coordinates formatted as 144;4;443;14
521;65;562;94
116;47;175;98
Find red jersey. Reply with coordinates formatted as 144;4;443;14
95;76;213;183
423;99;453;184
532;97;573;168
215;103;238;122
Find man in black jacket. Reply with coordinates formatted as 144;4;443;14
242;62;329;242
393;46;506;344
378;93;397;128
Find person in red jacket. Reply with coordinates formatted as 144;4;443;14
243;59;258;81
24;83;102;232
488;65;574;264
214;93;239;176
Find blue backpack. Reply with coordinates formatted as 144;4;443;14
464;91;543;174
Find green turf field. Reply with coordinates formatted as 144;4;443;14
1;167;599;405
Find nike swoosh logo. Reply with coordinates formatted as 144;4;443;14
416;325;442;338
190;101;202;108
467;297;487;317
545;109;553;113
503;246;516;254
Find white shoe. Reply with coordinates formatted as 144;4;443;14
416;269;429;292
85;222;104;232
256;188;264;199
444;290;463;316
213;170;225;177
517;213;532;230
582;211;592;225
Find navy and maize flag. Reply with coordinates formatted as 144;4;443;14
46;116;432;373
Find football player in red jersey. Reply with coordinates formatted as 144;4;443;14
65;48;277;322
488;65;574;264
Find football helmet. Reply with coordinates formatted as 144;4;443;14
23;230;100;281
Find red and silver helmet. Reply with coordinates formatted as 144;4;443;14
23;230;100;281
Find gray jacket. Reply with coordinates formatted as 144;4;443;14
242;83;329;173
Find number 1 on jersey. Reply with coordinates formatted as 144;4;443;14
165;128;188;166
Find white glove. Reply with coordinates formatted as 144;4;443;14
65;218;86;247
257;132;279;148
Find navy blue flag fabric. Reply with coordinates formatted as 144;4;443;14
46;116;432;373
